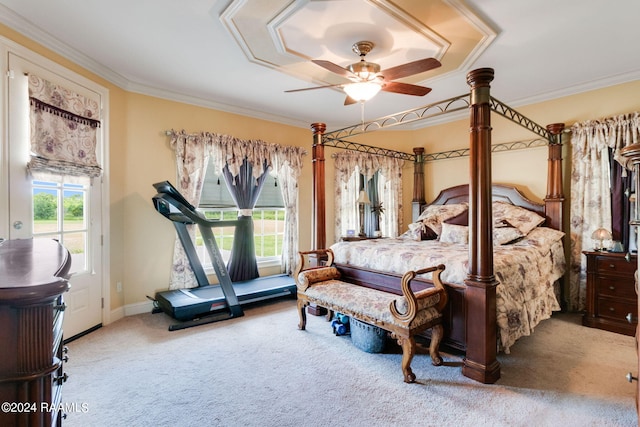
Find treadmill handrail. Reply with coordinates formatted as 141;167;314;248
153;192;240;228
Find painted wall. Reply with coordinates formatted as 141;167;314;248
1;24;640;317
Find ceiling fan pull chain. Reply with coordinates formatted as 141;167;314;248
360;101;365;130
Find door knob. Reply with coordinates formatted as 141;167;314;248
12;221;22;230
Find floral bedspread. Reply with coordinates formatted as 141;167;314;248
329;228;566;353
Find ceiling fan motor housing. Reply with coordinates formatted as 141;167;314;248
349;41;381;81
348;61;381;81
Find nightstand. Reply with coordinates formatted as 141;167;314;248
583;251;637;336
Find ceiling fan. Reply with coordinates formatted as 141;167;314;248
286;41;441;105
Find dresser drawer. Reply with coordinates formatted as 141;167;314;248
597;297;637;322
596;276;637;300
595;256;636;276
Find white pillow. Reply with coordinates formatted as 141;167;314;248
439;223;469;244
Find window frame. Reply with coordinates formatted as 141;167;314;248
193;206;286;272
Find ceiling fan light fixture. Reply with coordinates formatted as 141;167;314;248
343;81;382;102
347;60;381;81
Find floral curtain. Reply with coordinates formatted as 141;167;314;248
274;148;305;274
168;132;211;289
333;151;404;240
27;74;102;179
168;130;306;289
569;112;640;310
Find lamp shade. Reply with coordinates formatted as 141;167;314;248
357;190;371;204
591;228;612;241
343;81;382;102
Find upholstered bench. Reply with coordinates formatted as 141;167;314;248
294;249;448;383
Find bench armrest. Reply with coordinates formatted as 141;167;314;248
390;264;448;323
294;249;337;291
296;266;341;291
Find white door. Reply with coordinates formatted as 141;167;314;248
6;52;104;339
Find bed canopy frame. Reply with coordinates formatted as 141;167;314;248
309;68;565;384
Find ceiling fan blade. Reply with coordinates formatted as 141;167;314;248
285;83;344;93
381;82;432;96
344;95;358;106
381;58;441;81
312;59;355;78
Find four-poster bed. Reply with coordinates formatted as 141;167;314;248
308;68;566;384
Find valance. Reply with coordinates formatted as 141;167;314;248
333;150;404;181
168;130;307;185
27;74;102;178
571;112;640;173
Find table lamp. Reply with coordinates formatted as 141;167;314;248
357;190;371;237
591;227;612;251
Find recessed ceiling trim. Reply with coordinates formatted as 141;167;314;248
219;0;258;65
368;0;450;60
267;0;308;59
220;0;498;92
445;0;498;70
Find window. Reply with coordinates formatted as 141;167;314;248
338;168;399;239
334;151;403;242
194;168;285;269
32;180;89;274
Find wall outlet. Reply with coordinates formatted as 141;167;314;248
116;281;122;292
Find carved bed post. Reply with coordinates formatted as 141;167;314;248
619;143;640;418
412;147;426;220
544;123;565;232
463;68;500;384
311;123;326;250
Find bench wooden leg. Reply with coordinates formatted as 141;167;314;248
297;299;308;330
397;335;417;383
429;324;444;366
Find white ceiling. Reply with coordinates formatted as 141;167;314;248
1;0;639;130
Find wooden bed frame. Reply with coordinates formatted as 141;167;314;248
331;183;558;362
308;68;566;384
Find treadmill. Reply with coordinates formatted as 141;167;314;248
151;180;296;330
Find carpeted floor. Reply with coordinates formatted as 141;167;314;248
63;298;637;427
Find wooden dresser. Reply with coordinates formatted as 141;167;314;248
0;239;71;426
582;250;637;336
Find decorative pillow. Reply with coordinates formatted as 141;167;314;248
439;223;469;244
417;203;468;236
445;209;468;226
516;227;565;246
400;222;423;241
492;201;545;235
421;226;438;240
400;222;438;241
493;227;523;245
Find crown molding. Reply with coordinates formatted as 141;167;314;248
507;69;640;109
0;5;129;89
125;80;309;129
1;4;637;133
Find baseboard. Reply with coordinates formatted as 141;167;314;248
106;300;154;326
123;300;155;316
108;306;125;324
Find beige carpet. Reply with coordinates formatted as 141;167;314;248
63;299;637;427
